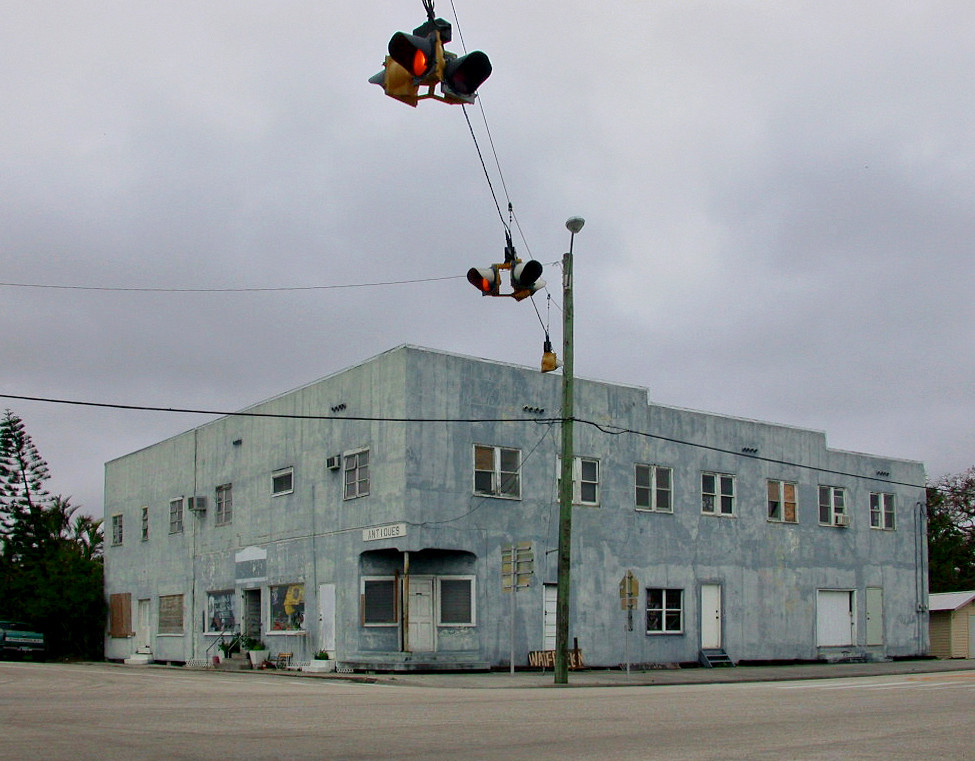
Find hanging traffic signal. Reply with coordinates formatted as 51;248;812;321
371;17;491;106
441;50;492;104
467;266;500;296
510;260;545;301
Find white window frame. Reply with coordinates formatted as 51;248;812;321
870;492;895;530
702;472;735;516
437;576;476;627
767;479;798;523
646;587;683;634
343;448;370;500
361;576;398;627
271;467;294;497
819;485;847;525
558;456;600;506
169;498;184;534
215;483;233;525
635;464;673;512
111;514;124;546
473;444;521;499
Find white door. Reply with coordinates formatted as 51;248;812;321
136;598;151;653
865;587;884;646
543;584;557;651
318;583;336;655
701;584;722;649
407;577;435;652
817;590;855;646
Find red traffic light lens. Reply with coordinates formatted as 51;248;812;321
412;49;428;77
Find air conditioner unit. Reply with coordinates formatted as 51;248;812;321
187;496;207;512
834;514;850;527
326;455;341;471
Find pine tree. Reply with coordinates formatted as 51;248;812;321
0;409;52;559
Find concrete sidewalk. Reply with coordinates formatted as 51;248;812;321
357;658;975;689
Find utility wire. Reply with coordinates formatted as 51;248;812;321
0;391;927;489
0;275;463;294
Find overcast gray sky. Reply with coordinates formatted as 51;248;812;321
3;1;973;517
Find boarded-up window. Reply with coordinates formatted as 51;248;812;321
439;578;474;625
109;592;134;638
362;578;397;625
158;594;184;634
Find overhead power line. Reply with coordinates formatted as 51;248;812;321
0;392;926;490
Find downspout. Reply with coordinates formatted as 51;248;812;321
402;551;410;652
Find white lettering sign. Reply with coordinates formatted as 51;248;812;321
362;522;407;542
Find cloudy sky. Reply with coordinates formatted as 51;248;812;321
2;1;973;518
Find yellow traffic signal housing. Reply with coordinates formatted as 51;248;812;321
369;57;421;107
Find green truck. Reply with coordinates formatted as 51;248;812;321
0;621;45;659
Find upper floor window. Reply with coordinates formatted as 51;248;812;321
474;445;521;499
702;472;735;515
111;514;124;546
635;464;673;512
344;449;370;500
141;506;149;541
870;492;895;530
767;480;798;523
819;485;847;526
272;467;294;496
558;456;600;506
169;498;184;534
215;484;233;525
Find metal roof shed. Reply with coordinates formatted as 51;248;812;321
928;591;975;658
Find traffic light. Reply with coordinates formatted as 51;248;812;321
467;265;500;296
387;30;443;84
510;259;545;301
441;50;493;104
371;17;491;106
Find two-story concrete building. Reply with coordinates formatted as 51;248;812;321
103;345;928;669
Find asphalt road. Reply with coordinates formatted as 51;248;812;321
2;662;973;760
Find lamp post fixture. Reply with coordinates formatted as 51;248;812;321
555;216;584;685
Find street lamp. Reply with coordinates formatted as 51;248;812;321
555;216;584;685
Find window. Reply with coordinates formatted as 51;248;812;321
474;445;521;499
207;591;236;633
362;578;398;625
870;492;895;530
767;480;798;523
215;484;233;525
141;506;149;541
111;514;124;545
344;449;370;500
158;594;184;635
272;467;294;496
169;498;184;534
270;583;305;631
635;464;673;512
439;577;475;626
702;472;735;515
558;456;600;505
646;588;683;634
108;592;133;638
819;485;847;525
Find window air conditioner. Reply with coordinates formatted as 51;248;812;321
833;514;850;527
326;455;341;470
188;496;207;512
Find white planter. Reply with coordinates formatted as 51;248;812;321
304;659;336;673
248;650;268;667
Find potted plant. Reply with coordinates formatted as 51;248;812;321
304;649;335;673
243;637;268;667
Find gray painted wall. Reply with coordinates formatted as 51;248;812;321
104;345;928;667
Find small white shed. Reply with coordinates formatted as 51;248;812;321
928;591;975;658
